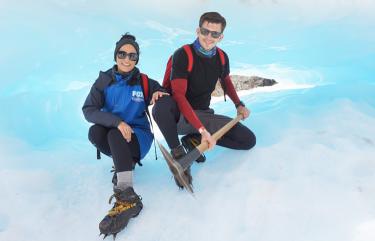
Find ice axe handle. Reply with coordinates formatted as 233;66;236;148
196;114;243;153
179;114;243;170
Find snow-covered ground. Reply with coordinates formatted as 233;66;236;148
1;1;374;240
1;82;375;241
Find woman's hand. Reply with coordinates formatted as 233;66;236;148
150;91;169;105
117;121;134;142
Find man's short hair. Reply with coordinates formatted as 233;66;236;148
199;12;227;32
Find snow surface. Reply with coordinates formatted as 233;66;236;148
1;1;375;240
1;83;375;241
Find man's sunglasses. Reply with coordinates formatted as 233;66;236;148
199;27;222;39
117;51;139;61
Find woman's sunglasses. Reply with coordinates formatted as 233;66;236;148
117;51;139;61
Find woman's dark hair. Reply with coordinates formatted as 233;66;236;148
114;32;140;63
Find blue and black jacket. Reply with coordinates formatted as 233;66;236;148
82;66;164;159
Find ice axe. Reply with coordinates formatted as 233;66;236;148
157;114;244;194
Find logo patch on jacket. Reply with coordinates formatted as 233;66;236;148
132;90;144;102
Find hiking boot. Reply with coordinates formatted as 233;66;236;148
99;187;143;239
171;145;193;189
181;133;206;163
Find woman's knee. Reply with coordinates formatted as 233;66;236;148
88;124;107;145
107;128;123;142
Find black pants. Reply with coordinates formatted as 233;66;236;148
152;96;256;150
88;125;140;172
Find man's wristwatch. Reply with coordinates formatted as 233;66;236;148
235;101;245;108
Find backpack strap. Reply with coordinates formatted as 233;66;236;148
97;149;101;160
162;45;194;92
139;73;158;161
140;73;149;102
217;47;227;101
140;73;153;137
162;56;173;90
217;47;226;66
182;44;194;72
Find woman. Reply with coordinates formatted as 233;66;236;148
82;33;168;239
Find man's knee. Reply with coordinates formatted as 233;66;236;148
248;131;257;150
152;95;175;121
235;124;256;150
243;128;256;150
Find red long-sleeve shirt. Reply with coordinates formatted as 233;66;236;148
169;45;241;130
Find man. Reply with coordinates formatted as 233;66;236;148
152;12;256;188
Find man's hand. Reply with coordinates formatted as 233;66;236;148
117;121;134;142
199;128;216;150
237;106;250;120
150;91;169;105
